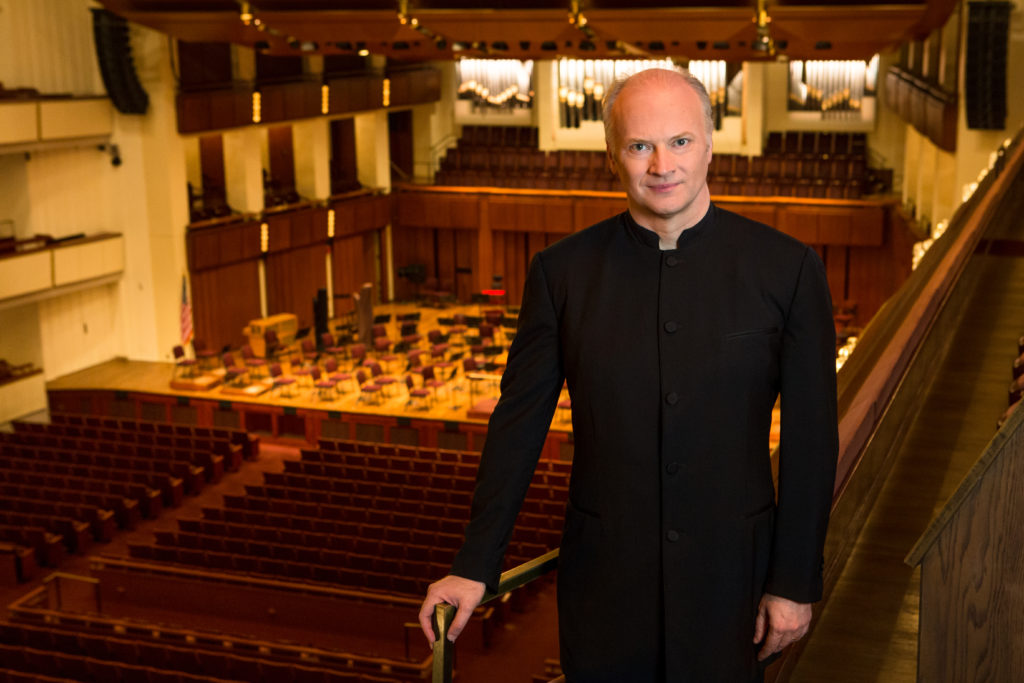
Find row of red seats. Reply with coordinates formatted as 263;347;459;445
0;494;115;545
301;447;480;479
0;465;162;518
0;437;202;495
764;130;867;158
0;451;183;507
0;510;89;557
130;534;442;598
458;124;540;150
48;412;259;461
709;153;867;183
0;523;63;567
13;420;244;470
199;504;465;544
708;175;865;200
7;432;225;484
0;542;35;585
0;621;400;683
317;437;573;477
0;482;137;531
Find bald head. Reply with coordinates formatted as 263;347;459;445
602;68;713;150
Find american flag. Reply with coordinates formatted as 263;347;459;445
180;275;194;345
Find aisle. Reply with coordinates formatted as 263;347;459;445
790;183;1024;681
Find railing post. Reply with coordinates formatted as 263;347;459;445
432;603;456;683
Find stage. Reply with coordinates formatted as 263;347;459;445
45;357;575;459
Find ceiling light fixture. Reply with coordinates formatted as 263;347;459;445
752;0;775;55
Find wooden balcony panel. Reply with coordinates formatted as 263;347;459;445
924;89;957;152
395;191;480;230
574;198;628;231
327;75;385;115
487;196;574;234
188;220;261;272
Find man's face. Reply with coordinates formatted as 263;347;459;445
607;77;713;232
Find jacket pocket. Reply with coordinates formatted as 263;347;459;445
723;326;779;340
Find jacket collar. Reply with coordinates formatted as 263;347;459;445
623;203;716;250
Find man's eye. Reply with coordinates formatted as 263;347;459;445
629;143;649;153
673;138;689;147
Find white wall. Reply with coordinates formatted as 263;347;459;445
0;4;192;388
952;0;1024;203
0;155;30;239
0;303;43;367
0;0;104;95
38;283;124;380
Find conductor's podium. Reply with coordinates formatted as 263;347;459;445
246;313;298;357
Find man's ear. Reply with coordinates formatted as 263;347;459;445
606;148;617;174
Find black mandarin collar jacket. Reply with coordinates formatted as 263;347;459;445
453;204;839;682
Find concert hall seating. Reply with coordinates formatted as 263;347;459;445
0;618;413;683
435;125;887;200
0;417;257;568
127;439;568;598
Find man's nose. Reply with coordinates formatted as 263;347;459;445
648;146;673;175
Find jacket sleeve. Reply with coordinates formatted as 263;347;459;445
766;246;839;603
450;252;565;592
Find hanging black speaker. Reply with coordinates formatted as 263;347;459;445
965;1;1010;130
91;9;149;115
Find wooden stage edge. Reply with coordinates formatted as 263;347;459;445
44;358;575;461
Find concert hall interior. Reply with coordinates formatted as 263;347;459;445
1;1;1024;681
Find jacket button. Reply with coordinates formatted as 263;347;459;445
664;321;678;333
665;392;679;405
666;462;679;475
665;255;679;267
666;530;680;542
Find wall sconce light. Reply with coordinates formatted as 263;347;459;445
252;91;262;123
260;222;269;253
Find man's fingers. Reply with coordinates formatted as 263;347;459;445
447;602;475;642
752;602;767;644
757;628;785;661
418;597;442;645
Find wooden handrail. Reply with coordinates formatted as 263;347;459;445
431;548;560;683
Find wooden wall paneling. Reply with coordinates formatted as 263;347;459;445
187;220;261;271
332;232;377;310
332;197;356;236
395;191;479;230
775;206;820;245
847;244;895;326
267;125;295;192
847;206;885;246
326;75;385;116
454;229;477;303
198;135;226;190
190;259;262;351
824;246;850;305
717;202;779;229
264;211;294;253
818;209;853;245
353;194;390;233
574;197;628;231
436;228;456;295
289;206;325;248
487;196;574;234
495;232;526;307
389;225;418;301
266;242;328;330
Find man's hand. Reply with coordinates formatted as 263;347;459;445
418;575;487;645
753;593;812;661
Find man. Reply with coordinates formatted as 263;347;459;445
419;68;838;682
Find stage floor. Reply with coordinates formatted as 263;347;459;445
45;357;558;430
